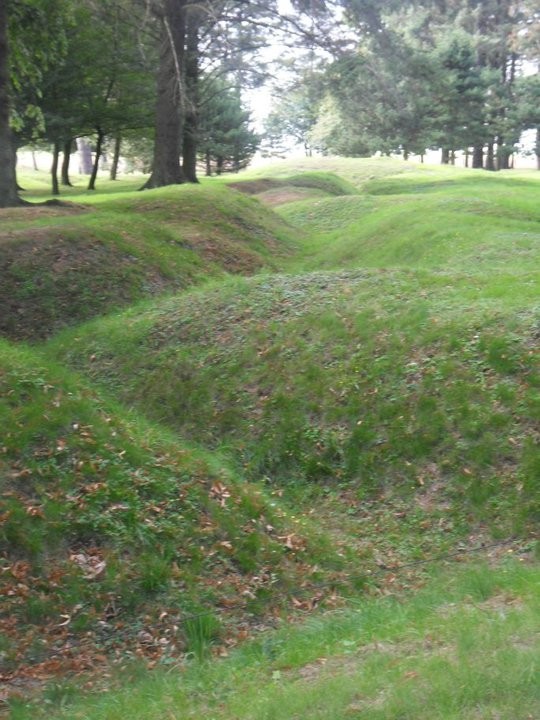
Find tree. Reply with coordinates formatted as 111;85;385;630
182;3;202;182
35;0;155;193
513;0;540;169
144;0;188;188
0;0;19;207
144;0;336;188
263;73;322;157
429;31;491;164
305;39;437;159
198;77;259;174
81;0;156;190
1;0;70;206
295;0;538;168
513;72;540;169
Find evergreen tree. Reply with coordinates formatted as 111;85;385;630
198;77;259;175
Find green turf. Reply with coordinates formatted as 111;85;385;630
10;560;540;720
48;162;540;534
1;158;539;716
0;183;297;340
0;338;346;672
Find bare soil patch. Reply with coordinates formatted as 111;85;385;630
180;228;269;274
257;188;322;206
228;179;285;195
0;204;89;223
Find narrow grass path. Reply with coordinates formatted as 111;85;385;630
10;561;540;719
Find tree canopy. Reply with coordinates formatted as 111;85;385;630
0;0;538;206
265;0;539;168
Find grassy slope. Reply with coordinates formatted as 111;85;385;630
0;339;344;675
1;168;370;684
48;165;540;535
3;159;539;716
228;170;358;200
279;169;540;275
0;183;296;341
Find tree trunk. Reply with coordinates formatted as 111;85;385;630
472;145;484;169
182;127;198;181
182;7;200;183
464;149;469;168
216;156;223;175
32;150;38;171
144;0;187;189
77;138;93;174
536;129;540;171
0;2;21;207
233;138;241;173
61;140;73;186
420;153;424;164
110;134;121;180
450;150;456;165
51;142;61;196
441;148;449;164
88;128;104;190
205;150;211;176
486;142;496;171
497;139;511;170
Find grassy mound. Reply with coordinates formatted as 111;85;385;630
47;167;540;537
242;157;411;188
4;160;539;700
277;170;540;274
229;171;357;197
0;340;342;675
228;171;358;206
0;184;296;341
48;267;539;534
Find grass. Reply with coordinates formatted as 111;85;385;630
277;170;540;275
8;560;540;719
227;170;358;201
1;157;539;715
240;156;414;188
0;181;297;340
47;268;539;533
0;338;348;676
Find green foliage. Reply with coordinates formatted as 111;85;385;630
7;0;72;144
8;0;71;103
429;30;492;151
262;74;322;157
513;73;540;155
183;613;222;661
269;0;539;165
198;77;259;174
35;0;155;191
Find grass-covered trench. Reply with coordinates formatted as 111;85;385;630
1;159;539;717
10;561;540;720
48;163;540;531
